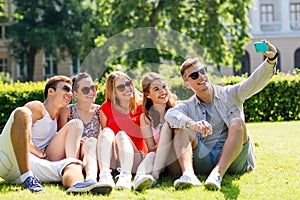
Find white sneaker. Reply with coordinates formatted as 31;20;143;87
99;169;115;187
204;171;222;190
174;173;202;190
133;174;155;191
115;168;132;190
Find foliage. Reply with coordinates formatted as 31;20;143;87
0;121;299;199
0;80;105;131
0;72;13;83
8;0;92;81
87;0;252;75
166;71;300;122
0;71;299;131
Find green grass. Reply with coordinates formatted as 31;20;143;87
1;121;299;200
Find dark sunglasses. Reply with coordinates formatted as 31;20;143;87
55;85;72;93
188;68;207;80
116;81;132;92
81;85;97;95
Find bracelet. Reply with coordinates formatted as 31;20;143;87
268;52;278;61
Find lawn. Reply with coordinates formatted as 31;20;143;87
0;121;299;200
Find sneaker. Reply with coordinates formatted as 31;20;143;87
133;174;155;191
174;174;202;190
99;169;115;187
66;179;113;195
24;176;44;192
115;168;132;190
149;179;158;188
204;171;222;190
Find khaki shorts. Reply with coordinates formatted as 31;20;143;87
0;109;81;184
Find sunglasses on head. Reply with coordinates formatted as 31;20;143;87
55;85;72;93
188;68;207;80
116;81;132;92
81;85;97;95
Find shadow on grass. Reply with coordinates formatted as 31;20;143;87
0;179;66;193
136;173;242;199
0;180;24;192
220;174;242;200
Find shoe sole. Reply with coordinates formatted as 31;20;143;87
134;178;153;191
90;184;113;195
204;182;220;190
115;185;131;190
174;182;193;190
67;183;113;195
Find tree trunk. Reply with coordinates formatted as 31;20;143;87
27;47;37;81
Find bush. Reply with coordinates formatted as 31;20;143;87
0;72;299;131
168;71;300;122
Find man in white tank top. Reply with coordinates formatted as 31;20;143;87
0;75;112;195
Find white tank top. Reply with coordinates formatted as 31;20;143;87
31;109;57;152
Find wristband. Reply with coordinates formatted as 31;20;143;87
268;52;278;61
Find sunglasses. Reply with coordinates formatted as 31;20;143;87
188;68;207;80
55;85;72;93
116;81;132;92
81;85;97;95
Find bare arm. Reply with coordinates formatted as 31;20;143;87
140;113;157;152
99;110;108;129
57;106;70;130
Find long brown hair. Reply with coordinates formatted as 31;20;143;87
105;71;136;113
142;72;177;128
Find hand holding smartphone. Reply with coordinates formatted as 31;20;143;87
254;41;269;53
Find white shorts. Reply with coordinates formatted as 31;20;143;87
0;109;82;184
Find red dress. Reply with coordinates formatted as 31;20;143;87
100;100;145;152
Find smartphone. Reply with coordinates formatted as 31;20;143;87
254;42;269;53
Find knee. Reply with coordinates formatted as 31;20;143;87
83;137;97;149
68;119;83;136
99;127;115;140
229;118;246;135
173;128;190;139
116;131;128;141
14;107;32;124
146;151;156;159
11;107;32;137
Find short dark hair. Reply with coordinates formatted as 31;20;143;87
44;75;72;100
71;72;92;92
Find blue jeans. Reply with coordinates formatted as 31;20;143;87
193;139;249;175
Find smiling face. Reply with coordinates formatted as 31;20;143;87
52;81;73;107
147;79;169;105
183;62;210;95
73;77;97;103
114;76;133;101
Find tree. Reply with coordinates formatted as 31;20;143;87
9;0;91;81
90;0;252;74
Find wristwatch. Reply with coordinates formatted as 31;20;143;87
267;52;278;65
268;52;278;61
